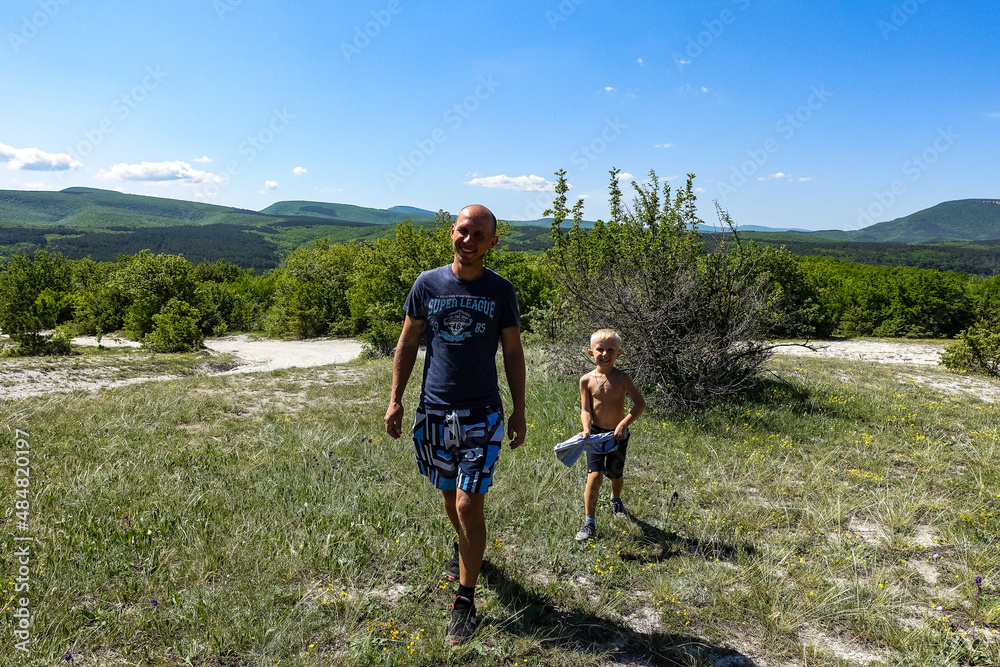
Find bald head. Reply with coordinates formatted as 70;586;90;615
458;204;497;237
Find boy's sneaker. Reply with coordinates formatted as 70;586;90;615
610;497;629;519
444;541;459;581
575;522;596;541
445;596;478;645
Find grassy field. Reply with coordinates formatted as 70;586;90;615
2;348;999;666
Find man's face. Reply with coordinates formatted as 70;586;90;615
451;208;498;267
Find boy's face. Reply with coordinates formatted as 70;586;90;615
588;337;622;368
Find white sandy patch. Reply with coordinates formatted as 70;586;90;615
202;335;363;373
774;339;944;366
800;627;886;665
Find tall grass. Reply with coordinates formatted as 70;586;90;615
1;350;999;665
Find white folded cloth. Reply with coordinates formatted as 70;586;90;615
553;431;618;467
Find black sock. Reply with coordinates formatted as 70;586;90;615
456;585;475;603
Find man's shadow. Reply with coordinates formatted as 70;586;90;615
479;519;759;667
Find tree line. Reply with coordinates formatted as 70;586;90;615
1;171;998;391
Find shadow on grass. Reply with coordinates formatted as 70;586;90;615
481;558;758;667
623;515;757;566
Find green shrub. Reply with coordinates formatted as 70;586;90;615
940;322;1000;376
0;251;75;355
143;298;204;353
360;317;403;358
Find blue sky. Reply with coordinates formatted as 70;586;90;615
2;0;997;230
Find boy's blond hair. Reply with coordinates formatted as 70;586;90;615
590;329;623;349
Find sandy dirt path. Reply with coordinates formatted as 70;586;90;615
0;335;365;399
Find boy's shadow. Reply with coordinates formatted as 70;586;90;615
623;514;757;565
480;543;759;667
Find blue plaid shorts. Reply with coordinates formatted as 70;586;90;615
412;404;504;493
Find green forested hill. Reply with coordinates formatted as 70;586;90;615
0;187;265;227
0;188;555;270
259;200;436;226
3;189;998;273
789;199;1000;243
848;199;1000;243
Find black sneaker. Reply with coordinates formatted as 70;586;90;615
445;596;478;645
575;522;596;541
444;541;460;581
610;497;629;519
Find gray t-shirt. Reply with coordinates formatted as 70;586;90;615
404;265;520;409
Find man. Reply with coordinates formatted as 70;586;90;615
384;204;527;645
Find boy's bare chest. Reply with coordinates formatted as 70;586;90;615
590;373;624;400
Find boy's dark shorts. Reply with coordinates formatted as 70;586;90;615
586;426;629;479
411;404;504;494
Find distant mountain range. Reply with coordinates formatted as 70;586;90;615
1;188;998;273
740;199;1000;244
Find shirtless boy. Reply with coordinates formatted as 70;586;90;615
575;329;646;541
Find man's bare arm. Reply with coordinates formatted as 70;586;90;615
384;316;424;439
500;325;527;449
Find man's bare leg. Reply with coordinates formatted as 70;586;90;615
454;489;486;588
442;489;461;535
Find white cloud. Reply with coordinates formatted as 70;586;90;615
637;57;644;66
987;112;1000;119
0;142;82;171
694;187;706;193
259;180;279;193
465;174;554;192
676;58;692;66
654;143;673;149
95;160;225;184
616;172;635;181
193;155;212;163
315;187;343;194
603;86;616;93
678;84;709;96
757;172;813;183
293;166;308;176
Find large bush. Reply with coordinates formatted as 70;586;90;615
545;168;785;410
110;250;200;340
142;298;204;353
265;239;359;338
0;251;75;354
